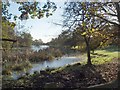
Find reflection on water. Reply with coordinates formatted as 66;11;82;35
6;45;81;79
31;45;49;52
12;56;81;80
29;56;80;74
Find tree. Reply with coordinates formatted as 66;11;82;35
87;1;120;51
48;30;73;54
88;2;120;27
1;1;57;62
89;25;114;53
2;17;16;62
32;39;43;46
110;25;120;46
63;2;114;65
16;31;33;47
2;17;16;49
2;1;57;20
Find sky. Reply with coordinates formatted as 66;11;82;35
8;1;66;43
7;0;115;43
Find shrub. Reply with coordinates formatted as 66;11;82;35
29;47;63;62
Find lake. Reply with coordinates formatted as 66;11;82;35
12;56;81;80
31;45;49;52
4;45;82;80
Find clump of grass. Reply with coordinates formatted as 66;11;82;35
3;60;32;74
50;67;65;74
29;48;63;62
12;61;32;71
2;75;14;81
12;64;25;71
9;61;32;71
2;69;12;75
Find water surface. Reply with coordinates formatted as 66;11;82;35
12;56;81;80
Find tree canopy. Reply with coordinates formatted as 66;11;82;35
63;2;120;65
2;1;57;20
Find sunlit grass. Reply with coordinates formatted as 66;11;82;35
51;46;119;73
81;47;119;65
91;49;119;65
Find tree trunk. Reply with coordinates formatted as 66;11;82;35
86;41;92;65
84;37;92;65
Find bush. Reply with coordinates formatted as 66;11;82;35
54;49;62;58
47;55;54;60
29;47;63;62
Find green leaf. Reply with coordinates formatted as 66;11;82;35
82;22;86;27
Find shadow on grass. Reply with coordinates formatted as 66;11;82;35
91;53;108;57
102;45;120;52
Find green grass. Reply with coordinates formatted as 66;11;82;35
90;49;119;65
81;45;119;65
2;46;119;88
50;46;119;73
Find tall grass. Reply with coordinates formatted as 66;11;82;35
2;61;32;75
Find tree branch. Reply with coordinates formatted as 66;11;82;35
92;13;120;27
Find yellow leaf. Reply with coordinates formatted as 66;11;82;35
81;32;86;36
92;28;95;32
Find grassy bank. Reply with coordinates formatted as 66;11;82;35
64;45;119;66
51;46;119;73
2;46;119;88
58;46;119;68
